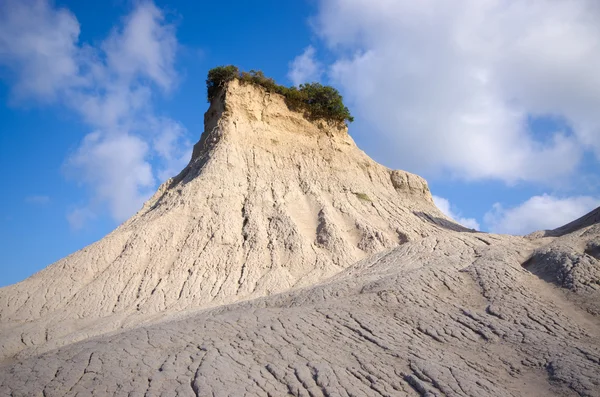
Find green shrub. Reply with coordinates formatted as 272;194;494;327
206;65;239;101
206;65;354;124
354;192;372;202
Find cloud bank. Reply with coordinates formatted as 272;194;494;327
309;0;600;183
484;194;600;235
0;0;191;228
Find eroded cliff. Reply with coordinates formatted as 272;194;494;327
0;79;451;359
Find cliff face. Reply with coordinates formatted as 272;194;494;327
0;79;452;358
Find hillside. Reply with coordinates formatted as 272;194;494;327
1;209;599;396
0;77;598;397
0;78;455;360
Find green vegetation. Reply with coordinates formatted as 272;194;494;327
206;65;354;124
206;65;239;101
354;192;372;202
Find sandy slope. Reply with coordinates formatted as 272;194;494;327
0;80;452;360
1;214;599;396
0;81;598;396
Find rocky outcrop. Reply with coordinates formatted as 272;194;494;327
390;169;432;199
0;80;450;360
1;79;598;396
524;223;600;315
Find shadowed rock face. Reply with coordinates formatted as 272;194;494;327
524;224;600;316
1;81;599;396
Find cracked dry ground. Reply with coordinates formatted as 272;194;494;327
2;228;600;397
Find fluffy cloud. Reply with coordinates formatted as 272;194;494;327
102;2;177;92
433;195;480;230
150;118;192;181
484;194;600;235
288;46;322;86
0;0;191;226
66;132;154;221
0;0;80;101
310;0;600;183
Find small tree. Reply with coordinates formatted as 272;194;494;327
206;65;239;101
294;83;354;123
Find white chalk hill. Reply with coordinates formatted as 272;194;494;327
1;80;599;397
0;80;451;359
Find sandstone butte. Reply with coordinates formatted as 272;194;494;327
0;78;599;397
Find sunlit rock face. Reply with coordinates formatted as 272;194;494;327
0;80;443;359
1;80;599;397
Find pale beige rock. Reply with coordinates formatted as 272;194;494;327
1;81;599;397
1;214;599;396
0;80;447;359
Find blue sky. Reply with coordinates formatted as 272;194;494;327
1;0;599;287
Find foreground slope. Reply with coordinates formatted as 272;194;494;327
2;77;598;396
1;211;599;396
0;80;453;359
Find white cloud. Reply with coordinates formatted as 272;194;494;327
433;195;480;230
288;46;322;86
102;2;177;92
150;118;192;181
484;194;600;235
66;132;154;221
25;195;50;205
0;1;192;227
0;0;81;101
310;0;600;183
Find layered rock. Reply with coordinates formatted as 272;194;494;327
0;79;450;359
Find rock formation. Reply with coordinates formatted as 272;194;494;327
0;79;599;396
0;79;449;360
